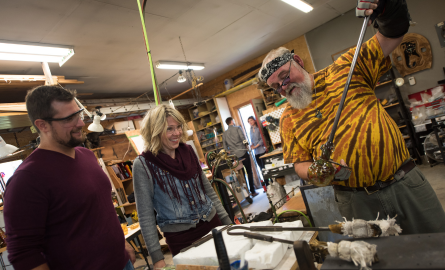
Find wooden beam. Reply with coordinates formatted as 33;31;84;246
171;83;203;100
214;78;257;98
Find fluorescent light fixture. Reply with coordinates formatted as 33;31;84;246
0;40;75;66
156;61;205;70
281;0;313;13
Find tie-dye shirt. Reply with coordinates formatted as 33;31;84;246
280;35;409;187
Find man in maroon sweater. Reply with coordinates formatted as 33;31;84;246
3;86;136;270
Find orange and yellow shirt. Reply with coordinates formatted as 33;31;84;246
280;35;409;187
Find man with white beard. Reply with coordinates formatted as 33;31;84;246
258;0;445;234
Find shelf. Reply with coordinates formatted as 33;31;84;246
403;135;410;139
198;122;222;131
121;202;136;207
191;110;217;121
383;103;399;109
99;133;127;138
398;125;407;129
203;146;224;154
376;80;393;88
200;134;223;143
202;140;223;148
121;178;132;182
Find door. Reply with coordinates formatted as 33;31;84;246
250;99;271;153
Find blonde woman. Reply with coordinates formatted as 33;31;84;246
133;105;231;268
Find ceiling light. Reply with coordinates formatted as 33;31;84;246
281;0;313;13
177;70;187;83
74;98;104;132
0;136;18;158
156;61;205;70
0;40;75;66
88;115;104;132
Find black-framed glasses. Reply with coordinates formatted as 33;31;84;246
42;108;85;127
275;61;292;95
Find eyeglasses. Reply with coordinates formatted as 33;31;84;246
166;125;183;134
274;61;292;95
42;108;85;127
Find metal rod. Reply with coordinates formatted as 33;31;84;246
136;0;161;105
327;16;370;145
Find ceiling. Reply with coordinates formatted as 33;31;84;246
0;0;356;102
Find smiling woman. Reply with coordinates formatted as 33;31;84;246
133;105;231;268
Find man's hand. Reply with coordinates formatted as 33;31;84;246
356;0;379;26
250;144;257;149
125;241;136;265
154;260;167;270
334;159;352;180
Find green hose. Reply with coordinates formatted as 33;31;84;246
274;210;312;227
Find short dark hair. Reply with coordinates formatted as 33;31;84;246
25;85;76;133
248;116;257;126
225;117;233;126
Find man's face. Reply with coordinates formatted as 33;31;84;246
266;60;313;109
48;100;86;148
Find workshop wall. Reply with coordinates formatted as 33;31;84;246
189;35;315;99
305;0;445;97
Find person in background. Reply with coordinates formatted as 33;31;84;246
133;105;231;269
247;116;268;186
3;85;135;270
223;117;259;196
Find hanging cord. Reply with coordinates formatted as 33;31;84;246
179;36;190;65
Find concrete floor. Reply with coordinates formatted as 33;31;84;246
133;164;445;269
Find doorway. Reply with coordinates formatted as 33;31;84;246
238;104;263;180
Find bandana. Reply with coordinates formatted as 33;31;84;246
260;51;293;82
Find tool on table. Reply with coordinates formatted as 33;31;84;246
179;225;231;253
212;228;231;270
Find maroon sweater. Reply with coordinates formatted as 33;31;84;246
4;147;129;270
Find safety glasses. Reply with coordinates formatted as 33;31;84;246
275;61;292;95
42;108;85;127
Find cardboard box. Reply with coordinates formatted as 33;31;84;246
133;118;143;130
114;120;135;134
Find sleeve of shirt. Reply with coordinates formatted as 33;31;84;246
336;35;392;89
3;170;48;270
237;127;246;142
133;157;164;264
223;133;229;152
280;112;312;164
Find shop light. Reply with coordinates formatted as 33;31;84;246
74;98;104;132
0;136;18;158
281;0;313;13
156;61;205;70
0;40;75;67
177;70;187;83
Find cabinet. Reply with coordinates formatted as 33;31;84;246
105;160;136;214
188;98;231;155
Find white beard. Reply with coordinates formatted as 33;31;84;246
285;70;313;110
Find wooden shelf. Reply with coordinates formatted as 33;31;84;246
200;134;223;143
99;133;127;137
398;125;407;129
121;178;132;182
383;103;399;109
198;122;222;131
376;80;393;88
191;110;217;121
403;135;410;139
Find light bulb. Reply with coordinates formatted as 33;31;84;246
177;75;186;83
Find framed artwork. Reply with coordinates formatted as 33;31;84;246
331;45;355;62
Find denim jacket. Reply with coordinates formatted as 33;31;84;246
133;155;231;264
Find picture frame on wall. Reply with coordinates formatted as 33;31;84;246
331;45;355;62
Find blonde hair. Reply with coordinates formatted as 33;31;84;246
140;104;188;155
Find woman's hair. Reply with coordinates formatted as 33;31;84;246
140;104;188;155
247;116;257;127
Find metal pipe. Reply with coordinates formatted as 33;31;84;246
326;16;370;145
136;0;161;105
